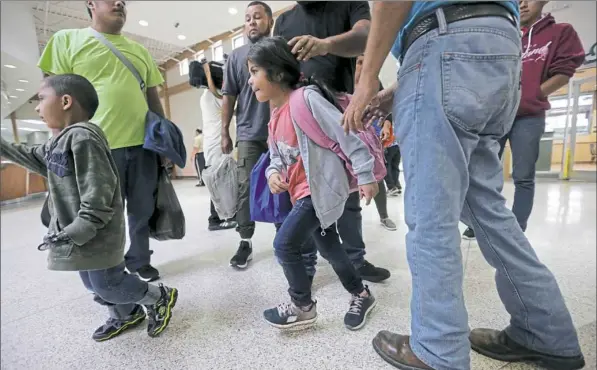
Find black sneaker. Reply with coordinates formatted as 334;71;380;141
146;284;178;338
358;261;391;283
263;301;318;329
463;227;476;240
344;286;376;330
92;305;146;342
135;265;160;282
230;240;253;269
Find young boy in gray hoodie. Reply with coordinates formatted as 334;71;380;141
0;74;178;341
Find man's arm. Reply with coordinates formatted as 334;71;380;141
63;139;118;246
220;52;240;152
289;2;371;60
146;87;166;118
343;2;413;132
541;25;585;98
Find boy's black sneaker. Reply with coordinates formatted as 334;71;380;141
230;240;253;269
146;284;178;338
344;286;376;330
462;227;476;240
208;220;237;231
358;261;391;283
92;305;146;342
135;265;160;282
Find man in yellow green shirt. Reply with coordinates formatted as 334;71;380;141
38;0;165;285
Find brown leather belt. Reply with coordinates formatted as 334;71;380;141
401;3;518;59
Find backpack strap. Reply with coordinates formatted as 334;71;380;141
289;87;342;156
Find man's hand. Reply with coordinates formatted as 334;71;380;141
288;35;331;61
359;181;379;205
268;173;289;194
221;134;233;154
342;75;379;133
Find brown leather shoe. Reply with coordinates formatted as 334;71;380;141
372;331;434;370
470;328;585;370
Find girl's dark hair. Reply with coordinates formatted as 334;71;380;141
44;74;99;120
247;36;343;112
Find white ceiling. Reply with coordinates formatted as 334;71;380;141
1;52;44;121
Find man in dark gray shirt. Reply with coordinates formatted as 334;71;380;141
221;1;274;268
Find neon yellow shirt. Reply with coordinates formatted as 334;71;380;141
38;28;164;149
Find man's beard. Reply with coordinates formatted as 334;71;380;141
247;27;271;43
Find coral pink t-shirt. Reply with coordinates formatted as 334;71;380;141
269;102;311;204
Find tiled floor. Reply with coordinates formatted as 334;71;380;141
1;179;595;370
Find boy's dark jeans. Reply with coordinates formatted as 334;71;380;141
498;115;546;231
112;146;158;271
274;196;364;306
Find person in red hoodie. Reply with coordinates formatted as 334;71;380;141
463;0;585;240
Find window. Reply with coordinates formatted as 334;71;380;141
195;50;205;62
212;41;224;62
545;94;594;138
232;35;244;50
178;58;189;76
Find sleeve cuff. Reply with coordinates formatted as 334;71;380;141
356;172;376;186
63;217;98;246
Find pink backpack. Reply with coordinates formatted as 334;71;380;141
289;87;387;183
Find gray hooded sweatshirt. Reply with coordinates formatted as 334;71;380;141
0;122;125;271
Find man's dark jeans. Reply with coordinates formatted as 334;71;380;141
385;145;401;189
112;146;158;272
498;115;546;231
274;196;364;306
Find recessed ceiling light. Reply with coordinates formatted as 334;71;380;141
18;79;29;83
139;20;148;26
177;34;186;41
228;7;238;15
8;95;17;99
15;88;25;92
3;64;16;69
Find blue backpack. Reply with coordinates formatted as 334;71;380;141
250;151;293;224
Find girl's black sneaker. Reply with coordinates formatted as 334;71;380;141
344;286;376;331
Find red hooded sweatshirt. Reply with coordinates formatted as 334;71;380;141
518;14;585;118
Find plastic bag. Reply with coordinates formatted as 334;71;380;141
203;155;238;220
149;167;186;240
250;151;292;224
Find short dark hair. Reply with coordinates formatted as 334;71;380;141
247;1;273;18
196;128;202;134
44;74;99;120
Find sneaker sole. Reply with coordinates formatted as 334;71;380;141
230;254;253;270
148;288;178;338
462;235;476;241
265;315;318;330
470;344;586;370
345;299;377;331
381;223;397;231
137;273;160;283
93;314;146;342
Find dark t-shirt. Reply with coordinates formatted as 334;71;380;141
274;2;370;94
222;43;270;142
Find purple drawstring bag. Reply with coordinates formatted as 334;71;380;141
250;151;292;224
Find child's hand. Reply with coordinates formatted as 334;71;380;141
359;182;379;205
380;120;392;142
268;173;289;194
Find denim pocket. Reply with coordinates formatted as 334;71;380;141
441;52;520;132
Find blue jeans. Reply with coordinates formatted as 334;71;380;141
498;116;546;231
112;146;159;271
280;192;366;276
80;262;161;319
394;12;580;370
274;196;364;306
